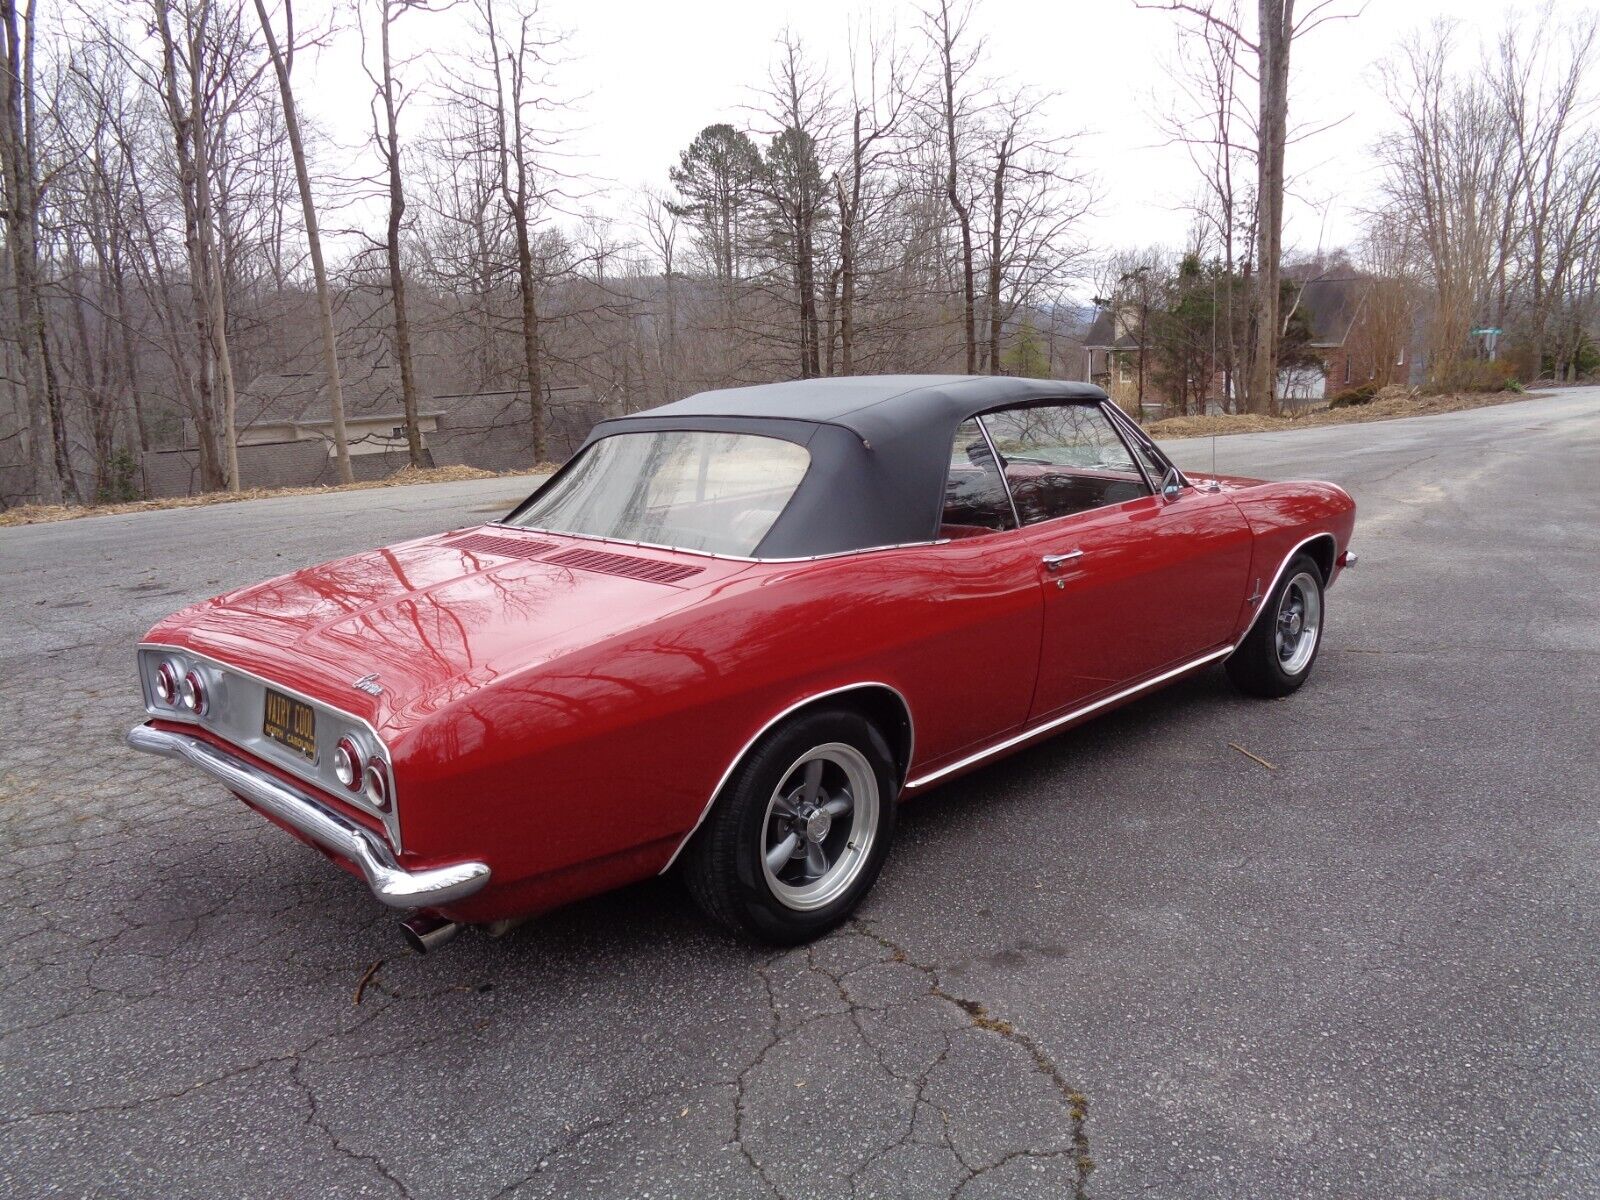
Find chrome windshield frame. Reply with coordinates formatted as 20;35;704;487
1101;401;1190;492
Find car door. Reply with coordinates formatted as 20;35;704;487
900;417;1045;760
978;401;1253;722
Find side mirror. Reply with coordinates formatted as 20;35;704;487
1161;467;1184;500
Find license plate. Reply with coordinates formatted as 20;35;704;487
263;688;317;761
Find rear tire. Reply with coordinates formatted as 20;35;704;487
1226;553;1325;698
683;708;897;945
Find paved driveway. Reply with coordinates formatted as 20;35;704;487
3;388;1597;1198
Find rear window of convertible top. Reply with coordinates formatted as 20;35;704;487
508;430;812;556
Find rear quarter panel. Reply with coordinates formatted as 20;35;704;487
398;537;1043;921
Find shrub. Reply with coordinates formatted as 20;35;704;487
1328;383;1379;409
1432;357;1520;394
96;450;142;504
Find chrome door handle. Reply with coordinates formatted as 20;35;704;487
1041;551;1084;571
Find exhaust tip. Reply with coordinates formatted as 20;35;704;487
400;913;461;954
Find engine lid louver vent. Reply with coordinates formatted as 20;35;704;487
545;547;705;584
444;533;556;560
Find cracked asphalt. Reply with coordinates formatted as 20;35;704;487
2;386;1598;1198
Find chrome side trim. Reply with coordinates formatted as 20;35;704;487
488;522;945;564
127;724;490;908
137;642;403;851
900;526;1344;791
657;681;916;874
903;646;1233;790
1232;532;1340;645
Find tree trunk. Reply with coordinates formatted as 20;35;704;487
663;254;677;398
210;250;241;491
936;1;976;374
1250;0;1295;417
183;0;239;490
108;236;151;496
380;3;424;468
836;173;855;375
153;0;225;490
823;264;840;377
63;239;110;495
483;0;549;462
946;138;975;372
797;201;819;379
254;0;353;483
513;218;546;462
987;140;1007;374
0;0;74;502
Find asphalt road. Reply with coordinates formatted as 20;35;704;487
2;388;1597;1199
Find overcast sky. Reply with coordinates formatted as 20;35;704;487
298;0;1589;275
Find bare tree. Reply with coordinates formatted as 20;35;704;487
252;0;352;482
474;0;564;461
1139;0;1359;412
637;187;681;399
360;0;433;467
412;98;510;392
142;0;274;491
754;31;832;379
1249;0;1296;414
1377;22;1519;382
1492;8;1600;378
1353;209;1420;387
978;90;1088;375
0;0;75;501
923;0;982;374
48;40;152;499
833;24;908;376
1154;1;1257;408
5;0;1150;509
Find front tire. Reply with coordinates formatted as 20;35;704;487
1226;553;1326;698
683;708;897;945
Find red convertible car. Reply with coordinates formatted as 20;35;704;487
129;376;1355;948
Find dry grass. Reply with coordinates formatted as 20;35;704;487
0;462;554;529
1144;386;1541;440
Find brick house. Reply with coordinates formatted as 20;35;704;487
1289;276;1418;397
1283;277;1371;401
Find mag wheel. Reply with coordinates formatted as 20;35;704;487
759;743;881;912
684;708;896;944
1226;553;1326;698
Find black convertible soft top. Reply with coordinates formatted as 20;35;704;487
551;375;1112;559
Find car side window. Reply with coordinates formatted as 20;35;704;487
941;418;1016;536
979;403;1150;524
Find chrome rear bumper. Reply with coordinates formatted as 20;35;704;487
127;723;491;908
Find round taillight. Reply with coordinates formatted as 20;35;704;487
154;662;179;705
364;760;390;810
333;737;363;791
180;670;206;715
